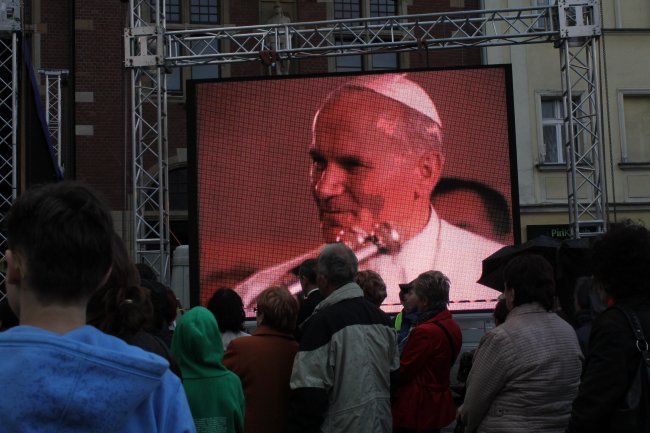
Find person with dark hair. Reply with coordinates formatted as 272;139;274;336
87;233;181;377
568;221;650;432
207;288;250;349
287;243;399;433
461;254;582;433
392;271;462;433
224;286;299;433
0;181;194;433
571;276;605;356
172;306;245;433
356;269;388;307
296;258;322;330
136;262;159;282
493;297;510;326
394;284;419;353
140;278;176;346
431;177;512;243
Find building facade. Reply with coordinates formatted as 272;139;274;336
24;0;650;254
484;0;650;240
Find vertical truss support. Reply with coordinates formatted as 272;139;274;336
557;0;605;238
128;0;170;283
0;0;21;301
39;69;68;174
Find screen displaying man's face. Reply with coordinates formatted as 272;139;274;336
192;68;516;313
310;90;436;244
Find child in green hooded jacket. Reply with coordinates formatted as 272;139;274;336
172;307;245;433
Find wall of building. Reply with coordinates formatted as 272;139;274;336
484;0;650;240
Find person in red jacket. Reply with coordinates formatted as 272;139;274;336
393;270;462;433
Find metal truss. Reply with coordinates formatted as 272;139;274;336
556;0;605;237
125;0;604;282
125;4;560;68
0;0;20;301
128;0;170;283
39;69;68;175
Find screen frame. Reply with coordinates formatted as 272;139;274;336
187;65;521;315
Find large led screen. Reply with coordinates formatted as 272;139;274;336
190;67;518;315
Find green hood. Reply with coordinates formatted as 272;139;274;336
171;306;228;379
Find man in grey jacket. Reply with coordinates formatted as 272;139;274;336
287;243;400;433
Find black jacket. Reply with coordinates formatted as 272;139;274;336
567;296;650;433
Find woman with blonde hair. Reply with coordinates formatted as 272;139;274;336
224;286;299;433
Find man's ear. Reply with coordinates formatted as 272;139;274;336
5;249;22;285
417;151;444;194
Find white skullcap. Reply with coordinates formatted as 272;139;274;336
341;73;442;128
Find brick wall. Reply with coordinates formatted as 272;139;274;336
34;0;483;211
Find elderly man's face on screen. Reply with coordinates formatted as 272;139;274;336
309;89;442;244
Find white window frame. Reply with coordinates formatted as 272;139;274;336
535;91;583;166
618;89;650;164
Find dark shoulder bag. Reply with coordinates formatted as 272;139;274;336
609;306;650;433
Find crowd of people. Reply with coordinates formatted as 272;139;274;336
1;181;650;433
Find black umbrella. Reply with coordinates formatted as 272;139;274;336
477;235;565;292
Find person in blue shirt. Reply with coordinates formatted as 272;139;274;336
0;181;196;433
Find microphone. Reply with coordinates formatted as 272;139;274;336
336;222;402;262
239;223;402;309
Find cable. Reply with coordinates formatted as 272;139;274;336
598;3;617;226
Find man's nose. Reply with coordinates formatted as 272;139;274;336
314;164;346;199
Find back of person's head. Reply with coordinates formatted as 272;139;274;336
355;270;387;307
412;270;450;310
135;263;159;282
298;258;318;285
256;286;299;333
140;278;171;331
206;288;246;333
87;233;154;338
592;220;650;301
318;243;358;287
573;276;593;312
503;254;555;311
493;298;509;326
6;181;113;304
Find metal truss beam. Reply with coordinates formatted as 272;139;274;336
39;69;68;175
126;0;605;284
129;0;170;283
146;5;560;67
0;0;21;302
557;0;605;237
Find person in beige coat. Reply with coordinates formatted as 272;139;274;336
461;254;583;433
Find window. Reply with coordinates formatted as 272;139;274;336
166;0;182;23
621;94;650;163
190;0;219;24
533;0;551;31
539;96;581;165
333;0;399;72
164;0;220;94
540;98;564;164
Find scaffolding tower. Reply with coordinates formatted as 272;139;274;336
125;0;605;284
39;69;68;175
0;0;20;302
